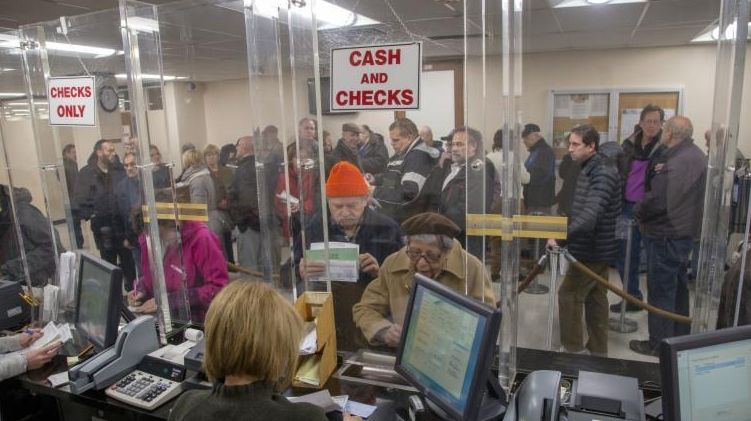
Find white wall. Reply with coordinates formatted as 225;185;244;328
199;45;751;156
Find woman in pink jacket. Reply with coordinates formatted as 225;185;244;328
128;218;229;322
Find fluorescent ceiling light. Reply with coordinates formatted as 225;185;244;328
692;21;751;43
236;0;379;30
126;17;160;33
0;34;117;57
0;93;24;98
115;73;188;81
554;0;645;8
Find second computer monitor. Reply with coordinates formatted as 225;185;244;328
659;325;751;421
395;274;502;421
75;251;123;351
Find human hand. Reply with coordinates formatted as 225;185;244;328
19;328;42;348
299;259;326;281
123;239;131;249
289;201;300;213
127;290;145;307
364;173;375;185
343;413;363;421
382;323;402;348
654;163;665;173
132;298;157;314
23;341;61;370
359;253;379;278
546;238;558;249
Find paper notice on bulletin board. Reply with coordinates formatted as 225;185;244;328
620;108;642;141
621;107;677;141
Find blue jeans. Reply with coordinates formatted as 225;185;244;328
644;236;693;348
616;202;643;300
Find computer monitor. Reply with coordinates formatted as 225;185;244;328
75;251;123;351
659;325;751;421
395;274;503;421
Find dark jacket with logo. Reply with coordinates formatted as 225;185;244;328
636;139;707;240
228;154;260;232
438;156;494;257
373;137;438;223
566;153;622;263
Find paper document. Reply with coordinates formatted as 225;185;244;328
304;242;359;282
295;355;321;386
287;390;338;412
345;400;377;418
299;322;318;355
47;371;70;388
276;191;300;205
332;395;349;411
30;322;73;350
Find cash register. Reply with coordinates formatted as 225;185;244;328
66;252;194;411
394;274;647;421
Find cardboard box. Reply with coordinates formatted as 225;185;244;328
293;292;337;388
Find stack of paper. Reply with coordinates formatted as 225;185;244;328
30;321;73;350
58;251;77;307
42;285;59;322
294;355;321;386
299;321;317;355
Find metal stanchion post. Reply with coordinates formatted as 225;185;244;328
609;219;638;333
546;246;561;350
524;212;550;294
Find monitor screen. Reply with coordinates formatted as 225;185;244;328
75;252;122;350
660;325;751;421
396;274;501;420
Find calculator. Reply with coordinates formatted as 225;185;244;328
106;370;182;410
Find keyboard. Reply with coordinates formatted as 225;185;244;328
106;370;182;411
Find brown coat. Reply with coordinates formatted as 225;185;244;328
352;239;496;345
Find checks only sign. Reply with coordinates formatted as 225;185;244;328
48;76;96;127
330;42;421;111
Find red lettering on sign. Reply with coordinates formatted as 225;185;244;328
50;86;92;98
360;73;389;84
349;49;401;66
56;104;86;118
335;89;414;107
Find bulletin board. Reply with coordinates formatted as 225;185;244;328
547;88;683;159
617;91;680;142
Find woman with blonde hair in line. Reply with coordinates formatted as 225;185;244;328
168;281;361;421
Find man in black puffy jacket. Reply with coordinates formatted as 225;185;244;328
549;125;621;356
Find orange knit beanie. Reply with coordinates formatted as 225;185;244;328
326;162;369;197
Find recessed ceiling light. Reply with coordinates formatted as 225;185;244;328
555;0;645;8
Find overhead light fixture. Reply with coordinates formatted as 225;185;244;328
125;17;160;33
115;73;188;81
0;93;25;98
0;33;117;57
232;0;379;30
692;21;751;43
554;0;645;8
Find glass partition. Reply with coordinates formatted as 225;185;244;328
0;29;54;322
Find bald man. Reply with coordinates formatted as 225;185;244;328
631;116;707;357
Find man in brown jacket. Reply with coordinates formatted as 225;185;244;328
353;212;496;348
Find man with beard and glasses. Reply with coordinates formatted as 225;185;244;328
74;139;134;284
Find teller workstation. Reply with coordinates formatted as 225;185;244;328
1;0;751;420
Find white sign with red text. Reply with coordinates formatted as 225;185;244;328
47;76;96;127
330;42;421;111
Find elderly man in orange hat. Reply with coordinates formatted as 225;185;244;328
295;161;403;351
353;212;496;348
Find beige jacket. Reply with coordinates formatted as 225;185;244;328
353;240;496;345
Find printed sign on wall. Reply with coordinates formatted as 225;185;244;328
47;76;96;127
330;42;421;111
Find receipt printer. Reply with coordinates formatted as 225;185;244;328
567;371;645;421
0;279;30;330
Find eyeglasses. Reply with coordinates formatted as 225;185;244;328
406;248;443;263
